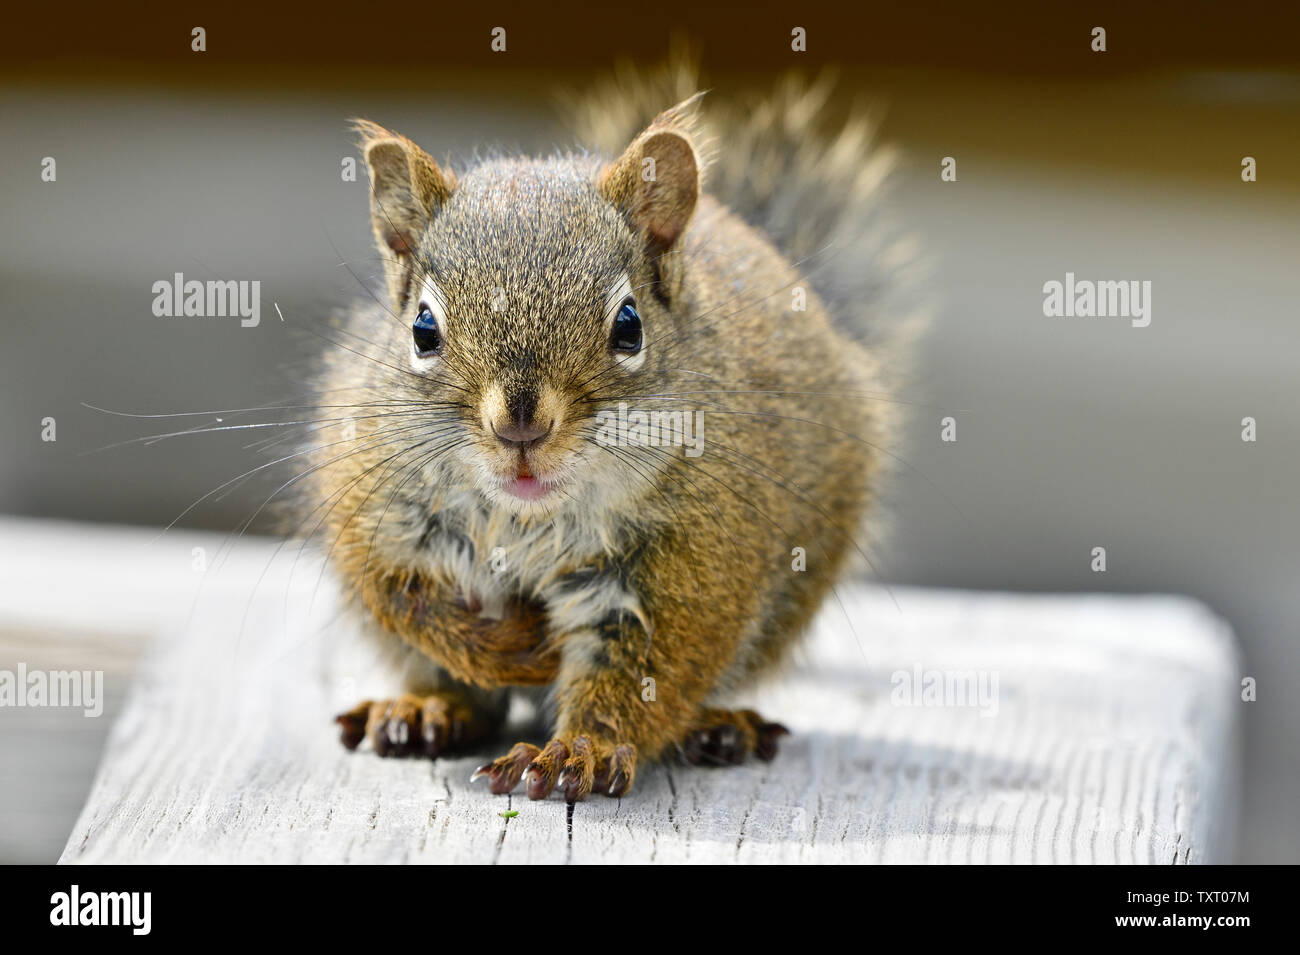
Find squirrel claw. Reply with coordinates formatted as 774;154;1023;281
754;722;790;762
523;738;569;800
335;710;367;751
481;736;637;801
605;770;631;798
471;742;540;794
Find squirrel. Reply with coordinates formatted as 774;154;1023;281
318;65;909;802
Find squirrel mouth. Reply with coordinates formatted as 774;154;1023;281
502;459;554;502
504;475;550;501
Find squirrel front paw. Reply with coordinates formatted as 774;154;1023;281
335;691;499;759
471;735;638;802
678;708;790;766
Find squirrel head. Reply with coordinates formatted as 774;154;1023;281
353;97;704;519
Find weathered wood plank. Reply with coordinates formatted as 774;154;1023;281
0;520;1239;864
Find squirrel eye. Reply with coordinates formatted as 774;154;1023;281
611;297;642;354
412;304;442;358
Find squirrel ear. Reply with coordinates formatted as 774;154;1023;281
599;95;704;257
353;119;456;310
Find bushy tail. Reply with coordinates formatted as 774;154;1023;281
563;53;927;359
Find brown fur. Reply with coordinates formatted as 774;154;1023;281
311;74;898;801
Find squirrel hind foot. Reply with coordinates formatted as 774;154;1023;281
335;690;503;759
677;708;790;767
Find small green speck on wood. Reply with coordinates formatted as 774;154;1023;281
499;810;518;819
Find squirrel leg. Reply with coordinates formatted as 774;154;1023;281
336;684;508;758
360;567;561;688
677;707;790;766
474;526;762;801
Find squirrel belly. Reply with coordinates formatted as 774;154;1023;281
313;76;898;799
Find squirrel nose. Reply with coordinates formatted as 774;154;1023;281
494;418;551;448
492;389;551;448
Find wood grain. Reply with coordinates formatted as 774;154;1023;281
0;520;1239;864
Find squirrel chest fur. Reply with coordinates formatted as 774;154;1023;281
316;86;893;801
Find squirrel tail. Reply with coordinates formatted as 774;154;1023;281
563;51;928;358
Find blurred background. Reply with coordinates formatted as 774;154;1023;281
2;3;1298;862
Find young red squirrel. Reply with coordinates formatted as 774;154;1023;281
321;70;903;802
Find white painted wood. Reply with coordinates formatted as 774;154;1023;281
0;519;1240;863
